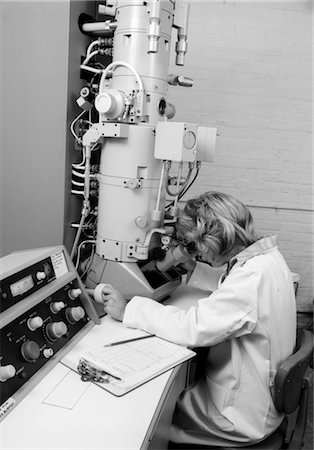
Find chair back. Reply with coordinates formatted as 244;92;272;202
273;328;313;414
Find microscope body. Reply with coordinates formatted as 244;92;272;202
75;0;216;301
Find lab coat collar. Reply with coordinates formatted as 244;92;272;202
220;236;278;284
233;235;278;267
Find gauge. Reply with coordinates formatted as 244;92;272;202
183;130;196;149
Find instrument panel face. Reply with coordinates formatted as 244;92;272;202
0;280;89;406
0;257;57;313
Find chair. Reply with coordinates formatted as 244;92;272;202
234;328;313;450
168;329;313;450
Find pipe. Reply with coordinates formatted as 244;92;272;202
82;50;99;65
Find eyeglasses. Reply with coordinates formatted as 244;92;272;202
180;241;199;257
179;241;213;265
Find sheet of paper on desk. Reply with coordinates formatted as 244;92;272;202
63;337;195;396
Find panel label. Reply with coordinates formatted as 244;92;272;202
51;250;68;278
0;397;15;421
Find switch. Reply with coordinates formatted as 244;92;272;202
43;348;54;359
0;364;16;382
36;271;46;281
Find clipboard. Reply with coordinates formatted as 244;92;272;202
63;335;195;396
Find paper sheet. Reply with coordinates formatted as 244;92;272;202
63;336;195;396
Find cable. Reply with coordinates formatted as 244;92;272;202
98;61;145;115
80;244;96;278
75;239;96;270
70;144;93;260
70;110;87;144
72;170;97;179
178;163;200;199
82;50;99;65
81;64;102;74
165;163;201;210
165;163;193;197
71;180;85;187
72;147;86;168
86;39;101;57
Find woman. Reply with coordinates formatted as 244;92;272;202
99;191;296;448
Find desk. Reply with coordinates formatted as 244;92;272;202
0;284;204;450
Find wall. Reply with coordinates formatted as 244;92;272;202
167;0;313;311
0;0;93;257
0;1;69;256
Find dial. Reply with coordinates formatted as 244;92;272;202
21;340;41;362
66;306;85;324
27;316;43;331
45;322;68;341
0;364;16;382
68;288;82;300
50;301;65;314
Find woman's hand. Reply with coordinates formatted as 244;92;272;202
100;284;127;321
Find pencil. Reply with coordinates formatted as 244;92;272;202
104;334;155;347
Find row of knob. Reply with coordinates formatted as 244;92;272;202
0;340;54;382
35;275;83;297
27;303;85;331
0;306;86;383
27;306;85;333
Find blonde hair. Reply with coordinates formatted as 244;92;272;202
176;191;258;258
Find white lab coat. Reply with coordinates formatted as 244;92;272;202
123;236;297;446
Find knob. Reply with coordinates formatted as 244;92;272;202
43;348;54;359
50;301;65;314
27;316;43;331
68;288;82;300
45;322;68;341
36;271;46;281
0;364;16;382
66;306;85;323
21;340;41;362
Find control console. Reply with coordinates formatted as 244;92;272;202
0;246;99;421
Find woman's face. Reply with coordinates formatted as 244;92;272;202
181;241;229;268
196;250;229;268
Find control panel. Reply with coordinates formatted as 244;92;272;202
0;246;99;421
0;256;56;313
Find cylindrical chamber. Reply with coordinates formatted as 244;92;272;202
95;1;176;261
96;125;166;261
103;1;175;124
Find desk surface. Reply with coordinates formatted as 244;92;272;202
0;283;204;450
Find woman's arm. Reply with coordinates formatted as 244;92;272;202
123;266;259;347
